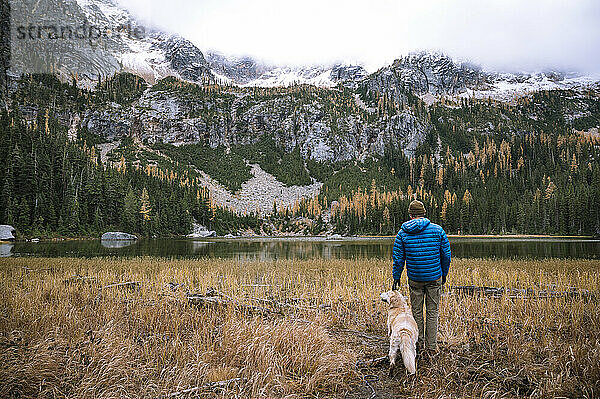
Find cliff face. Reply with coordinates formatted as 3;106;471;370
359;52;484;106
82;82;429;162
8;0;215;86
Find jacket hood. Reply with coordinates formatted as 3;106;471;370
401;217;431;234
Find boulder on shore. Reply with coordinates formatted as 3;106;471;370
101;232;138;240
0;225;15;241
187;230;216;238
187;223;216;238
326;234;343;240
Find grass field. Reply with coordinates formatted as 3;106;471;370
0;257;598;398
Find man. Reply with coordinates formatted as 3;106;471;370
392;199;451;353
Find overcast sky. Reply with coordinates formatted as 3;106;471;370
116;0;600;73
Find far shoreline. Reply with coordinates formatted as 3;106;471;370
4;233;598;243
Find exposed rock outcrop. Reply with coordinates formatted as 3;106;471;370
330;65;368;87
0;225;15;241
82;83;429;162
157;35;213;83
206;52;367;88
187;223;216;238
362;52;483;101
206;52;271;85
101;232;138;240
9;0;214;87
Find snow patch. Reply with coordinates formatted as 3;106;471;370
463;73;600;103
242;67;335;88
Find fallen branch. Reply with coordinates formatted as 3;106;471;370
166;282;185;292
241;284;271;288
161;377;245;398
187;288;332;316
249;297;321;312
64;275;97;285
102;281;140;290
451;285;595;301
93;281;141;303
21;266;54;272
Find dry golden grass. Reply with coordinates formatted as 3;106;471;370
0;257;598;398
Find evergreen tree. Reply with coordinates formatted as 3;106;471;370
123;186;139;233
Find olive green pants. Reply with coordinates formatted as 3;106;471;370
408;278;442;350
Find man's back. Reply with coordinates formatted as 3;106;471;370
392;217;451;282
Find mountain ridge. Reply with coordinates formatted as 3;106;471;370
8;0;598;100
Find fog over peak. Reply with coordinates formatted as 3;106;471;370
116;0;600;74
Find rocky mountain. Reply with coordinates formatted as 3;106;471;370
370;52;483;97
8;0;366;90
206;51;367;88
205;52;270;85
362;52;599;104
8;0;214;86
8;0;597;98
76;0;214;84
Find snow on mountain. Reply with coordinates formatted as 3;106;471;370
205;51;367;88
18;0;597;98
370;52;600;104
243;66;334;87
69;0;214;85
463;72;600;102
205;52;270;85
241;64;369;88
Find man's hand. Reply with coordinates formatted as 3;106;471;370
442;275;447;285
392;279;400;291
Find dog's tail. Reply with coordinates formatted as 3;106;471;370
400;335;416;374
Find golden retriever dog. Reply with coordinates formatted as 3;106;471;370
380;290;418;375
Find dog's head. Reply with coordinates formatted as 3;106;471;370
380;290;409;309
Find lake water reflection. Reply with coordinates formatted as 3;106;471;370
4;237;599;260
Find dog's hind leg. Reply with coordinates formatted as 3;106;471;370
400;338;417;375
388;345;398;377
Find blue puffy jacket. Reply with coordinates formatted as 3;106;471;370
392;217;451;282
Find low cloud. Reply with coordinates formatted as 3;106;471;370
117;0;600;73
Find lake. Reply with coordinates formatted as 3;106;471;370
1;237;599;260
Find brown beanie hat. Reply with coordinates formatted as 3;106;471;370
409;200;426;217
